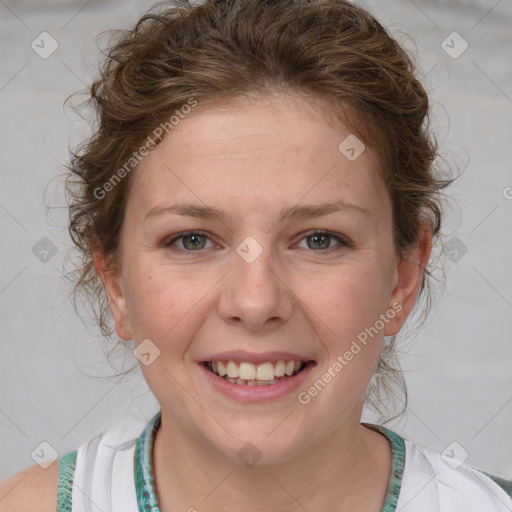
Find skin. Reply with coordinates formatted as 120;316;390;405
95;90;432;512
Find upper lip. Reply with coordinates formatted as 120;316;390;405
200;350;315;365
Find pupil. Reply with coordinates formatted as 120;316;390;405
184;234;204;250
309;234;329;249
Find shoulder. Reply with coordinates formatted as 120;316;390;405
0;460;60;512
0;411;159;512
400;437;512;511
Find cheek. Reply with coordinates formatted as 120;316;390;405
126;264;208;348
294;266;390;412
297;262;391;343
127;267;210;402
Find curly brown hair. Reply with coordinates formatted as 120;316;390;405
62;0;452;422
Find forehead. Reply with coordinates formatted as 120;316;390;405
127;92;388;224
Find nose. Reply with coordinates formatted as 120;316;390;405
217;238;295;332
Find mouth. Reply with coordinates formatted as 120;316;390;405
201;359;316;386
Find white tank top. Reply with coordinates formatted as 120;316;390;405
57;410;512;511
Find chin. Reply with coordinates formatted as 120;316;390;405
207;427;306;468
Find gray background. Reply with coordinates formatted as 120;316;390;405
1;0;511;482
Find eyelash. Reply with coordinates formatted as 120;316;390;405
163;229;351;255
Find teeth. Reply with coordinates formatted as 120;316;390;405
239;362;256;380
274;361;285;377
256;362;274;380
217;361;227;376
285;361;295;376
206;359;307;382
226;361;238;378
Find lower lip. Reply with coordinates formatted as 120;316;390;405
198;362;316;402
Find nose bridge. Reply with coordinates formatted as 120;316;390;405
218;234;294;330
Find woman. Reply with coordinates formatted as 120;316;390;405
1;0;510;510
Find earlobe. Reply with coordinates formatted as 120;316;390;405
93;250;133;340
384;222;433;336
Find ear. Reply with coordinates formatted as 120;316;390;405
384;221;433;336
93;249;133;340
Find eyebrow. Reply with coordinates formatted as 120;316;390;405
144;199;368;225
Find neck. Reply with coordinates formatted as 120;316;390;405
152;407;392;512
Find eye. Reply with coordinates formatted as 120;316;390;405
296;230;350;252
164;231;215;254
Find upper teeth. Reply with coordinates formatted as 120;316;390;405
209;360;304;380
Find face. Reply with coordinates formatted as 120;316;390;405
96;91;430;465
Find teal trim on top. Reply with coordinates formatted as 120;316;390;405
57;449;78;512
134;410;162;512
133;411;405;512
480;470;512;499
362;423;406;512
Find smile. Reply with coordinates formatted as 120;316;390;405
199;357;316;402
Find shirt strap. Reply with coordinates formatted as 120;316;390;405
57;449;78;512
480;470;512;499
